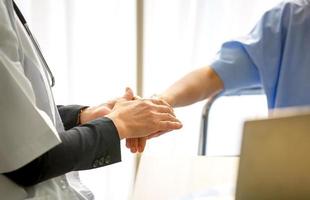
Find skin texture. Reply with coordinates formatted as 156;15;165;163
81;66;222;153
160;66;223;107
125;66;224;153
125;95;176;153
79;88;182;143
106;96;182;139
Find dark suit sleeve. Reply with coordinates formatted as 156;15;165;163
57;105;88;130
4;117;121;187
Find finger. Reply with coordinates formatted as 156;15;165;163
127;138;135;151
105;100;117;109
131;147;138;153
150;98;171;107
130;138;139;153
155;112;181;123
152;104;175;116
123;87;134;100
150;98;174;115
126;138;130;148
147;131;168;139
158;121;183;131
126;138;136;149
138;137;147;152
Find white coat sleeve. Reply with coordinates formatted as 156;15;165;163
0;0;60;173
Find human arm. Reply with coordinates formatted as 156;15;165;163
125;0;303;152
4;118;120;187
57;68;222;142
124;67;223;153
160;66;224;107
138;0;303;117
78;88;182;140
4;90;182;186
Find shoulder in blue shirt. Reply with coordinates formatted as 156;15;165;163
210;0;310;109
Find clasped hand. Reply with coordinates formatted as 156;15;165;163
79;87;182;153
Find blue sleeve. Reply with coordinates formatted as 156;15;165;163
210;1;298;95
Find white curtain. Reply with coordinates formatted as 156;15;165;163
14;0;282;199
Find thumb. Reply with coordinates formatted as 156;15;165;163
123;87;134;101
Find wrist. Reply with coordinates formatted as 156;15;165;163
153;94;174;107
77;106;90;125
105;113;126;140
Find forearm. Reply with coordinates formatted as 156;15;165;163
161;66;223;107
4;117;121;187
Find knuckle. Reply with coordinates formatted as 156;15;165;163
164;105;172;112
165;113;174;119
162;113;170;119
158;99;166;105
168;113;174;118
142;100;152;107
153;99;161;105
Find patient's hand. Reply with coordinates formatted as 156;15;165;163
126;137;147;153
126;130;173;153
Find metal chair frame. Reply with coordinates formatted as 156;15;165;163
198;88;264;156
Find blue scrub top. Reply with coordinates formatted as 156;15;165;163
210;0;310;109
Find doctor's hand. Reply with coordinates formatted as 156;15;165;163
79;88;134;124
106;98;182;140
125;96;177;153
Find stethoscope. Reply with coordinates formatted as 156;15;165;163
13;1;55;87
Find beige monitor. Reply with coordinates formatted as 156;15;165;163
236;111;310;200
